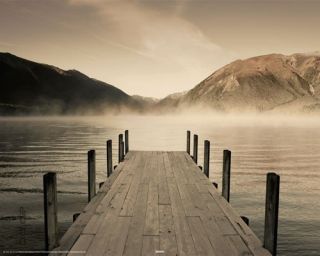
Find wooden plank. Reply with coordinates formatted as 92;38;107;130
184;184;209;216
84;166;134;255
185;184;242;256
104;217;131;256
123;183;149;256
227;235;253;256
172;168;199;217
187;216;216;256
206;183;268;254
178;152;269;255
182;152;208;182
141;152;152;184
178;152;205;184
163;152;174;178
57;151;270;256
199;215;238;256
152;151;162;185
95;154;138;214
94;153;129;195
169;152;196;223
159;181;170;205
202;191;225;217
84;185;132;255
215;216;237;235
82;213;101;235
144;181;159;235
142;236;160;256
159;205;178;256
159;152;170;205
185;184;246;256
120;153;145;216
174;151;195;184
167;181;196;256
67;234;94;256
168;152;188;184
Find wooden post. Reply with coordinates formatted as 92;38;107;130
43;172;58;251
222;149;231;202
204;140;210;178
88;150;96;202
193;134;198;164
125;130;129;154
121;141;125;161
107;140;113;177
118;134;123;163
264;172;280;256
186;130;191;154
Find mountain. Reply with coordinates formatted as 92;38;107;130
131;95;159;108
162;53;320;113
2;52;320;115
153;91;187;113
0;53;142;115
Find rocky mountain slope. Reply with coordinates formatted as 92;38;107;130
0;53;144;115
163;53;320;113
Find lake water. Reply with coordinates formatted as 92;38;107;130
0;115;319;255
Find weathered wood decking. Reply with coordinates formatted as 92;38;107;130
54;151;271;256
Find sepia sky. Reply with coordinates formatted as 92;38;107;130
1;0;320;97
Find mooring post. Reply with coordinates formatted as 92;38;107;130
107;139;113;177
43;172;58;251
125;130;129;154
186;130;191;154
264;172;280;256
121;141;125;161
204;140;210;177
118;134;123;163
222;149;231;202
88;149;96;202
193;134;198;164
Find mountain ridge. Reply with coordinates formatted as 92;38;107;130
0;52;146;115
2;52;320;115
160;53;320;113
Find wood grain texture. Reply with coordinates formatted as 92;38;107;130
55;151;271;256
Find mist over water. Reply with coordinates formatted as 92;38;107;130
0;114;319;255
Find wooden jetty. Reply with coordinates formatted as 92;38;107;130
46;131;279;256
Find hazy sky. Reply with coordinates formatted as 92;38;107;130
1;0;320;97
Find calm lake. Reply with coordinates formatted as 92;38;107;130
0;115;319;255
